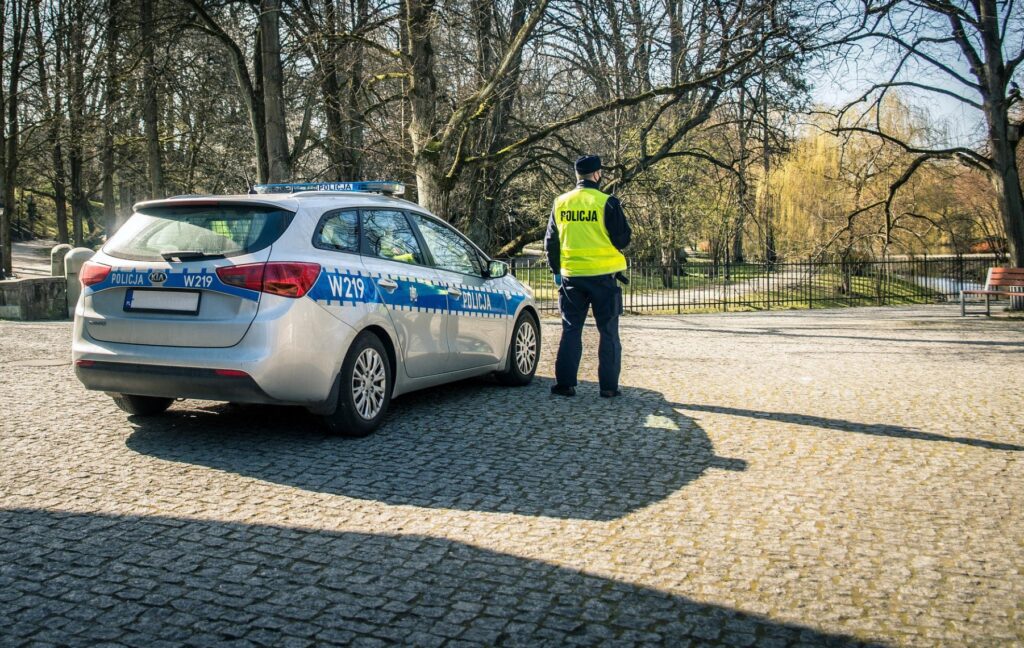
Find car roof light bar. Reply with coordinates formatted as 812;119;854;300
251;181;405;196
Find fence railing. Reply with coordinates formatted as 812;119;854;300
510;255;1005;314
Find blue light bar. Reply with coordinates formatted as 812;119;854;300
251;181;405;196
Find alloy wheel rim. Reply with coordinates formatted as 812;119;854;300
352;348;386;420
515;321;537;375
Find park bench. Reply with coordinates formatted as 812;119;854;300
960;267;1024;316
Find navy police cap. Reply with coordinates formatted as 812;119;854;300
574;155;601;175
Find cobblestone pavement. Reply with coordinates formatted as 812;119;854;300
1;305;1022;647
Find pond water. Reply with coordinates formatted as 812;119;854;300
904;275;1024;306
907;276;985;294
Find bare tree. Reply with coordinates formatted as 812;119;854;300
1;0;31;275
101;0;120;231
140;0;165;198
66;0;91;244
2;0;827;261
401;0;550;216
260;0;290;182
829;0;1024;265
32;0;70;244
182;0;270;182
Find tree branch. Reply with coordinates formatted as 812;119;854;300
834;125;990;168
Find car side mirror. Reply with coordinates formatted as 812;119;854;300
486;260;509;279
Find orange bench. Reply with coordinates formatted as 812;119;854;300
960;267;1024;315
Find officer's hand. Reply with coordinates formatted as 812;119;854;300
553;274;562;287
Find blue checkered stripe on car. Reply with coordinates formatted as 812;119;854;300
84;267;260;301
310;269;527;319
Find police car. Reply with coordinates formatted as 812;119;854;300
72;181;540;437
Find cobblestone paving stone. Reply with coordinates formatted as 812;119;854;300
1;305;1022;647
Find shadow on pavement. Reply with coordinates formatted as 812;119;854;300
622;321;1024;351
126;381;745;521
0;508;879;646
675;403;1024;452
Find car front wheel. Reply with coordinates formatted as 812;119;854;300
497;312;540;386
324;331;392;437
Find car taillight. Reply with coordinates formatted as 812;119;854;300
214;369;249;377
263;262;321;297
216;264;265;292
215;262;320;298
80;262;111;286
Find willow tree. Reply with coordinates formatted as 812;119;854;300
770;98;965;259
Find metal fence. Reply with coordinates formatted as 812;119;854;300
510;255;1006;314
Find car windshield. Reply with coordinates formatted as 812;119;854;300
104;204;294;262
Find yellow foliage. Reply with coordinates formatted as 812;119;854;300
763;93;994;257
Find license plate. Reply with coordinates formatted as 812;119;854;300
124;289;201;315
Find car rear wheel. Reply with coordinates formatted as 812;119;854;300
323;332;392;437
496;312;540;386
110;394;173;416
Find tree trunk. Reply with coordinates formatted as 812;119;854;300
33;0;69;244
69;155;85;246
0;0;7;277
666;0;682;85
0;0;10;275
981;86;1024;267
464;164;499;249
251;25;269;183
976;1;1023;265
140;0;164;198
118;182;132;219
68;3;86;246
1;0;29;274
322;79;345;175
260;0;290;183
461;0;497;245
52;144;69;244
101;0;119;234
658;210;674;289
404;0;444;213
414;160;449;218
733;92;749;263
317;0;347;177
312;0;361;179
347;0;366;179
990;139;1024;267
760;77;776;266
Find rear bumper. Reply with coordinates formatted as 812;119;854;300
75;361;283;404
72;294;358;404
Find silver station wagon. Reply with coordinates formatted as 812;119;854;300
72;181;540;437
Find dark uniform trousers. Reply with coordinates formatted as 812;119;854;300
555;273;623;392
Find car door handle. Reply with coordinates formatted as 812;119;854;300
378;278;398;290
447;286;462;298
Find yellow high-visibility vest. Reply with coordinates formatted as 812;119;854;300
553;188;627;277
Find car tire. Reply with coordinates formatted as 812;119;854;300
110;394;173;416
323;331;392;437
497;312;540;386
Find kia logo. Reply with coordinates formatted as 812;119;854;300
149;271;168;283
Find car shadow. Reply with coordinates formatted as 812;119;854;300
0;508;879;646
126;380;746;521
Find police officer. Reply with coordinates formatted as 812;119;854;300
544;155;632;398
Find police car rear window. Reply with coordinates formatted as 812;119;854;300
104;205;295;262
